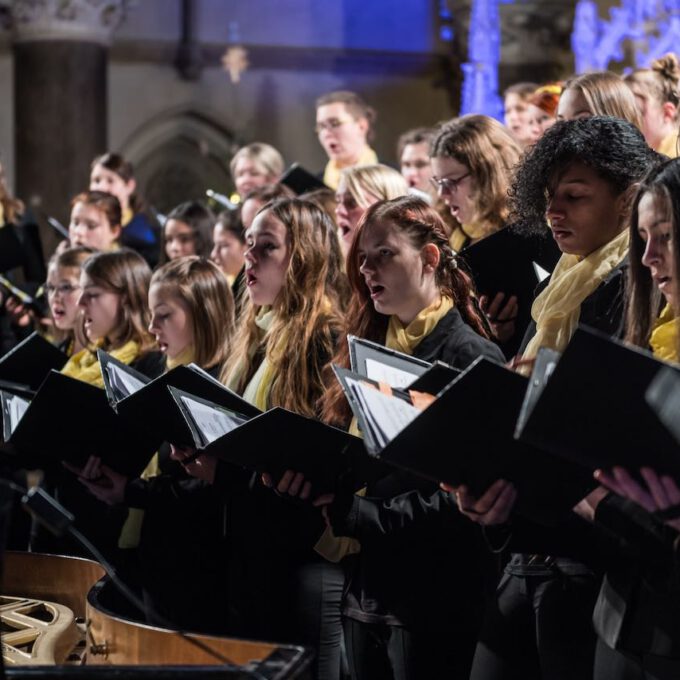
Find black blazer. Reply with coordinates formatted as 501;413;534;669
593;497;680;658
328;312;504;632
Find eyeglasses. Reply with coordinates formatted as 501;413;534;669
429;172;470;194
315;118;352;134
45;283;80;297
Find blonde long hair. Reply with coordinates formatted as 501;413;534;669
150;257;235;369
220;198;346;417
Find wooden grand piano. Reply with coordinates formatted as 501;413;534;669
1;551;313;678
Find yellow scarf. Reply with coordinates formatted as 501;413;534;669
122;206;134;228
658;131;679;159
650;304;680;363
521;229;629;368
449;222;495;253
119;344;196;550
386;296;454;356
323;146;379;190
165;345;196;371
233;307;276;410
60;339;141;387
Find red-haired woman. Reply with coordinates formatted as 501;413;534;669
288;195;505;679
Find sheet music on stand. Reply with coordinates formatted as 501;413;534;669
364;358;419;389
179;393;248;448
1;391;30;438
346;377;420;449
104;362;148;401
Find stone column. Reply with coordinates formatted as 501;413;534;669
11;0;127;231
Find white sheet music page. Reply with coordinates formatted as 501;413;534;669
180;395;245;445
106;363;147;399
347;378;420;448
364;358;418;389
7;394;29;433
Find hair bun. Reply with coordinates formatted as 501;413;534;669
652;53;680;83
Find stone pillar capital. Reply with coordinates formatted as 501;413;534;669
11;0;128;46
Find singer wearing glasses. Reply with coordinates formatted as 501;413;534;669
315;90;379;190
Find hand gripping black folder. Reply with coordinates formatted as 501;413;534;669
0;332;68;391
168;387;385;494
646;367;680;447
348;335;460;394
516;325;680;481
334;359;594;523
98;351;260;448
0;370;158;477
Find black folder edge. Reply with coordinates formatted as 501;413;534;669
347;335;460;394
0;332;68;390
97;349;151;409
348;335;431;377
515;325;680;479
514;347;561;439
646;366;680;447
280;163;328;195
334;358;595;522
167;387;381;492
1;370;157;477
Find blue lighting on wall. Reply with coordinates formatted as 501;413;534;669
572;0;680;72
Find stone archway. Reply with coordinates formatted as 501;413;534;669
119;108;237;215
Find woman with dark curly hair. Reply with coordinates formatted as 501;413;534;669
451;116;659;680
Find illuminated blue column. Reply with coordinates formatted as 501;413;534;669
460;0;513;120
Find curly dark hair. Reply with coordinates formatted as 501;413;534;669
509;116;659;235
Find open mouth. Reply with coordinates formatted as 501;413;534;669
246;270;258;286
158;341;168;353
339;223;352;239
551;229;572;241
656;275;672;288
51;306;65;319
368;283;385;299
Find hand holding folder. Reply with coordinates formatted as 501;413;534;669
335;358;595;524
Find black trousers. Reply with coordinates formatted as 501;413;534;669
343;617;476;680
594;638;680;680
470;570;600;680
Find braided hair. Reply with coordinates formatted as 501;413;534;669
321;195;492;426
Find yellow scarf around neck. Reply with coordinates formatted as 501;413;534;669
521;229;629;368
323;146;379;190
60;339;141;387
650;304;680;363
449;222;495;253
386;296;454;356
122;206;134;228
658;131;679;159
230;306;277;410
165;345;196;371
